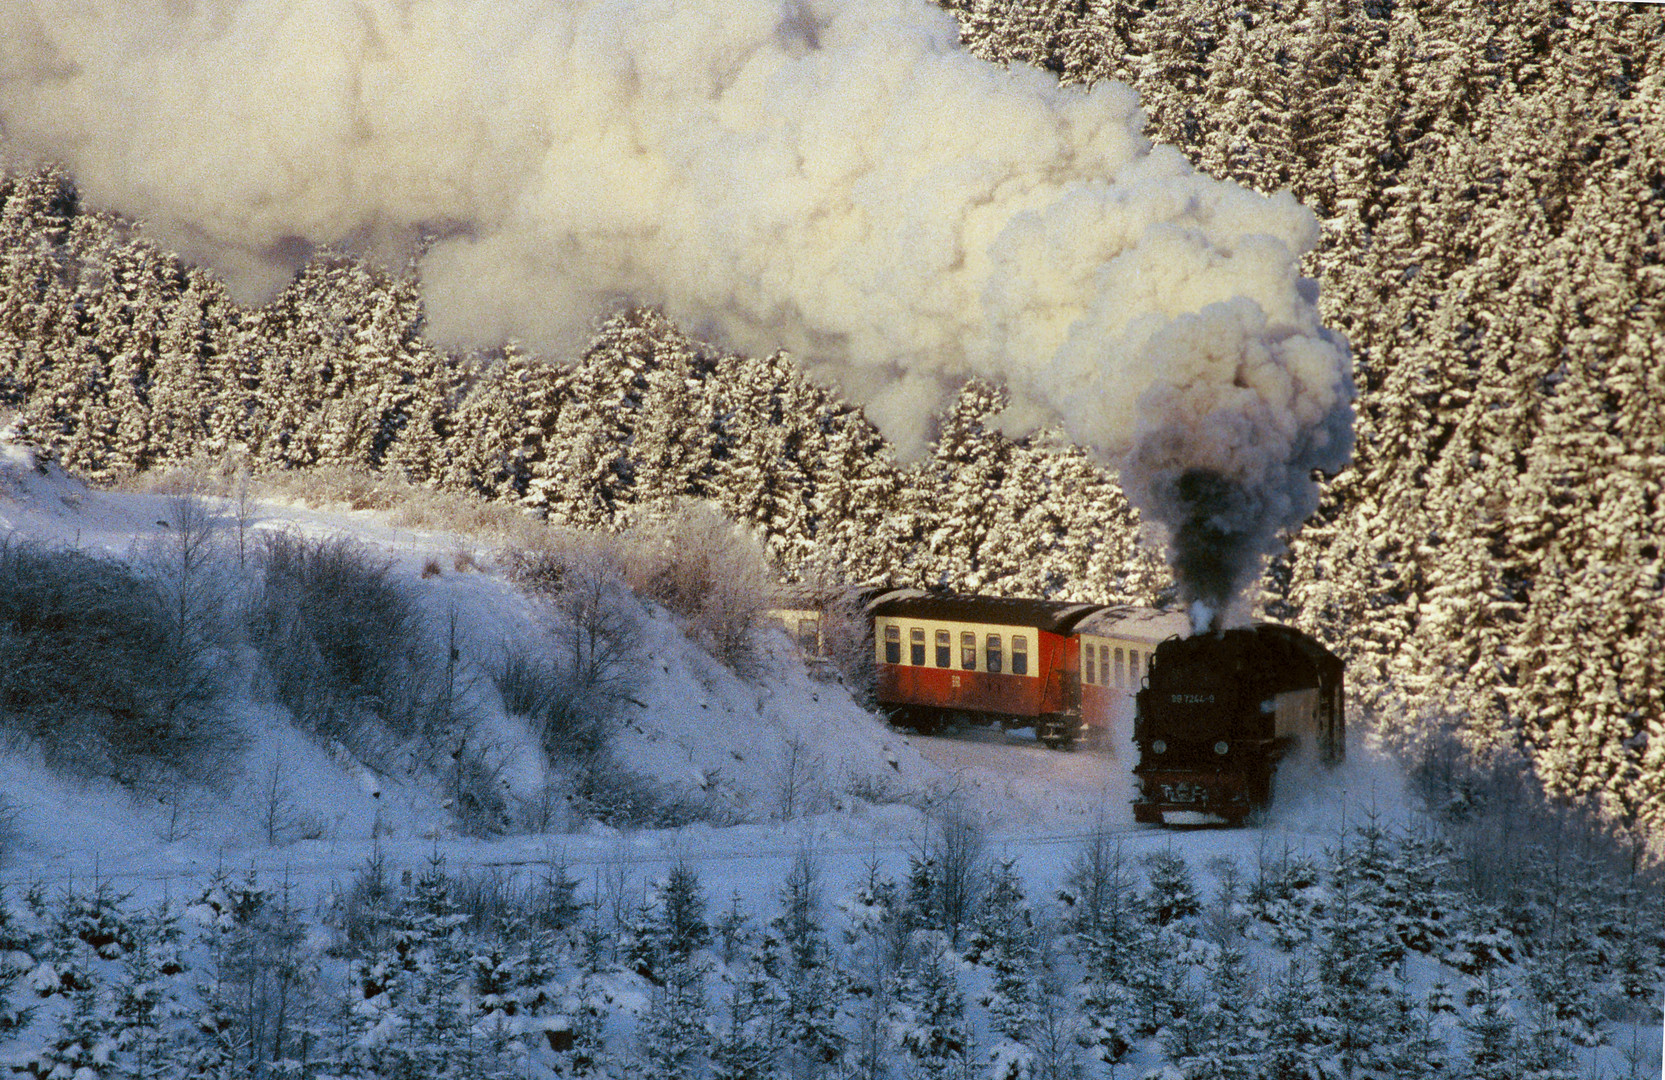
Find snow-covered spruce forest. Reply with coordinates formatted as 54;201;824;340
0;815;1660;1080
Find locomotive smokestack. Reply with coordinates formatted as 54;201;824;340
0;0;1353;565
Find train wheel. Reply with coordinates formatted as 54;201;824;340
1037;715;1076;750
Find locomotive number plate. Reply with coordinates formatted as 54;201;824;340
1159;781;1208;805
1170;693;1215;704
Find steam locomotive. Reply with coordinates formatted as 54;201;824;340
825;589;1344;823
1132;623;1345;825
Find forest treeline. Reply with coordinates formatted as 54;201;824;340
1;1;1663;834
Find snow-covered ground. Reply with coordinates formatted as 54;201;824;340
3;439;1660;1078
0;434;1408;894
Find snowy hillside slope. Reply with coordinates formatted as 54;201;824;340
0;435;956;869
0;426;1409;889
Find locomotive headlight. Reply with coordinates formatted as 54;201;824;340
1151;739;1167;755
1214;740;1230;756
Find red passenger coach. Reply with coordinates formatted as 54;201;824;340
868;592;1103;747
1073;606;1191;748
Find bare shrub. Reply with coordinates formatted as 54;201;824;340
775;733;827;820
140;492;231;659
120;456;239;498
1403;721;1656;896
445;857;585;937
842;770;912;808
249;463;550;546
567;759;713;829
500;541;724;829
618;502;774;671
254;751;324;846
492;647;611;767
0;537;236;787
245;533;504;839
245;532;431;756
813;587;878;700
442;733;512;838
502;542;643;769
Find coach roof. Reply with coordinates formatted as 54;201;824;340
867;592;1104;635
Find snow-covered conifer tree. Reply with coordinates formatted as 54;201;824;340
109;903;185;1080
891;931;972;1080
765;852;843;1080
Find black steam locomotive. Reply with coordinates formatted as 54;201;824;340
1132;623;1345;825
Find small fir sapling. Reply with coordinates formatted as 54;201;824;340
1460;969;1519;1080
891;931;973;1080
1315;833;1399;1077
767;850;844;1078
1123;908;1197;1038
27;982;118;1080
1023;961;1088;1080
1140;849;1200;928
639;933;711;1080
1373;973;1453;1078
546;902;620;1078
382;853;479;1079
708;902;781;1080
1160;939;1260;1080
840;861;904;1080
632;862;714;1080
974;859;1039;1080
1245;837;1320;951
1257;956;1327;1080
1058;824;1141;980
715;891;752;968
0;886;40;1048
110;903;186;1080
1200;856;1249;947
710;945;782;1080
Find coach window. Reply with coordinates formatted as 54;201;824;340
961;631;977;670
935;629;952;668
1130;649;1141;682
910;627;927;666
1114;647;1125;688
986;634;1003;674
884;624;901;664
1084;644;1096;685
1011;635;1028;675
1099;645;1110;686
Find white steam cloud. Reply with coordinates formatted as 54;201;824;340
0;0;1353;610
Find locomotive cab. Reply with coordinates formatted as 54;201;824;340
1133;623;1344;825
